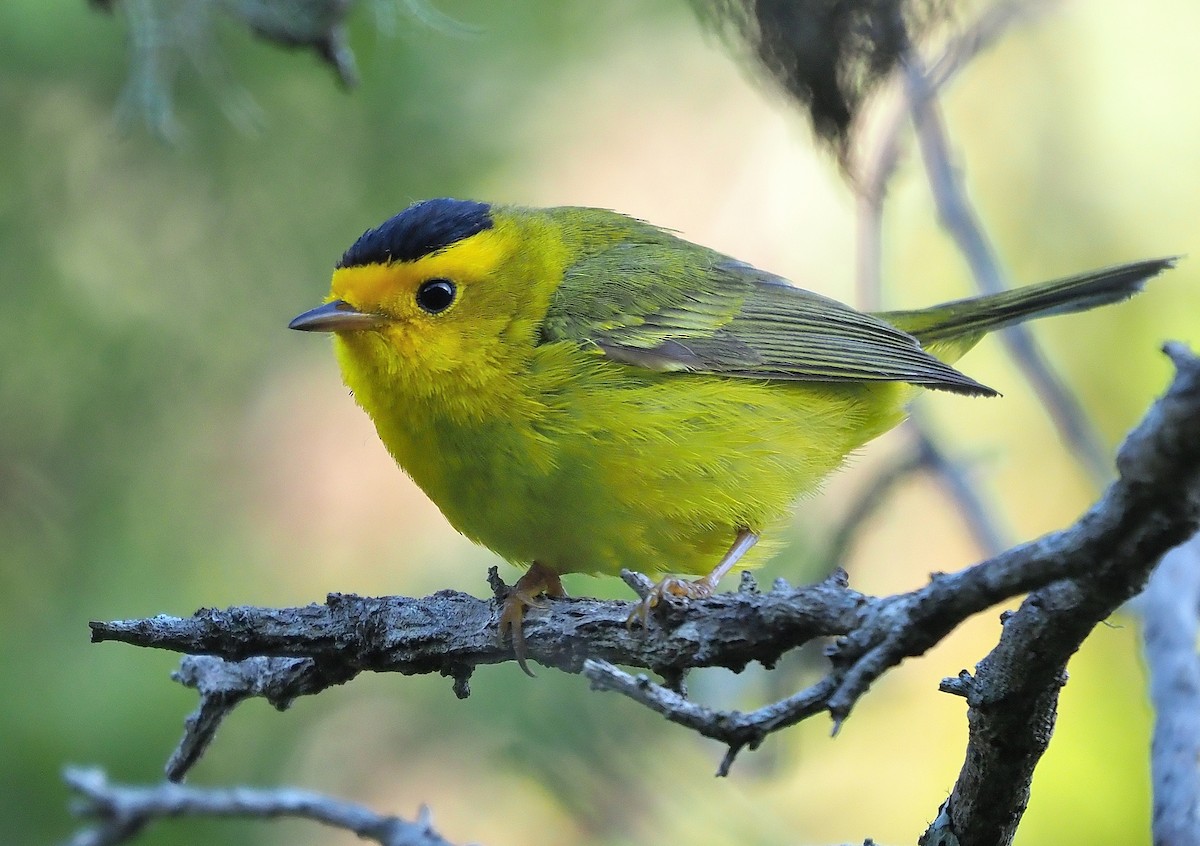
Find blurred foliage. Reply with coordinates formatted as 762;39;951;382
1;1;1198;845
690;0;968;160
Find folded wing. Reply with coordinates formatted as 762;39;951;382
540;242;994;397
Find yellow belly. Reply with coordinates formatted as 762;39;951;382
342;337;910;578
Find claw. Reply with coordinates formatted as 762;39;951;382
625;529;759;630
497;562;565;676
626;576;715;629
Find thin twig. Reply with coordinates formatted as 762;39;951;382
166;655;353;782
63;767;455;846
817;414;1005;566
821;448;924;569
583;660;838;775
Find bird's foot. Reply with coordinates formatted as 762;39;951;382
626;575;716;630
498;562;565;677
625;529;759;630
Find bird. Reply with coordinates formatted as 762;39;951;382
289;197;1174;674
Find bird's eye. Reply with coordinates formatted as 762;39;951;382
415;278;456;314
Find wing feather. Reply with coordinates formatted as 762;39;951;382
541;239;994;396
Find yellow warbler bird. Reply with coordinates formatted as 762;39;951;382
290;198;1173;672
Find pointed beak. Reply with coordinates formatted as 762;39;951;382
288;300;388;332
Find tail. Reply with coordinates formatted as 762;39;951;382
877;257;1178;361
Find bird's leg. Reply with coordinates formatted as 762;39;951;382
498;561;566;677
627;528;759;629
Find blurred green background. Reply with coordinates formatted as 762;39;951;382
2;1;1198;844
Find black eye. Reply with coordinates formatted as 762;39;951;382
415;278;456;314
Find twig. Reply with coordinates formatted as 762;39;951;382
1140;536;1200;845
819;415;1005;567
583;660;838;776
63;766;455;846
167;655;355;782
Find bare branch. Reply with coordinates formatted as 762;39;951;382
63;767;455;846
92;570;867;679
583;659;837;776
1140;535;1200;845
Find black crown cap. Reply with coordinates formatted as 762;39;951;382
337;199;494;269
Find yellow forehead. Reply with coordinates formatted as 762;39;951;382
330;228;512;312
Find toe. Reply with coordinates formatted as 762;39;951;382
626;576;717;630
498;594;536;677
625;593;658;630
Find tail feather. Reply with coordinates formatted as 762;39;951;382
878;257;1178;346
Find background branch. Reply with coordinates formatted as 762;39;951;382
903;50;1113;486
1140;535;1200;846
63;767;455;846
850;1;1042;563
855;0;1044;309
908;406;1010;554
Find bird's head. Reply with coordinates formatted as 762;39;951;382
290;198;569;401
